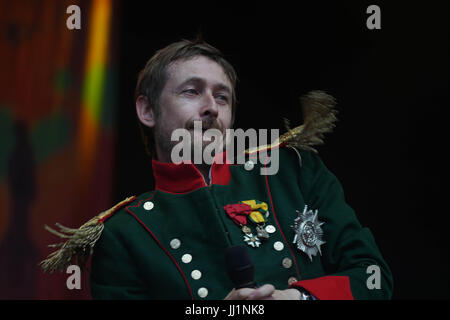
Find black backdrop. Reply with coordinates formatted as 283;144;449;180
113;1;449;299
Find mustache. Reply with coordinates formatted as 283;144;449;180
186;118;223;131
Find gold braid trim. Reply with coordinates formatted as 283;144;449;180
39;196;136;274
246;90;338;155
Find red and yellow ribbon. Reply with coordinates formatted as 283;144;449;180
223;200;268;226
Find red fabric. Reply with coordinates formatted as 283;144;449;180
223;203;252;225
210;151;232;186
290;276;354;300
152;151;232;194
98;196;137;223
152;160;207;193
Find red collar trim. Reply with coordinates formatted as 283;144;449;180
152;152;232;194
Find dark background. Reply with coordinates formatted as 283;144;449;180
113;1;449;299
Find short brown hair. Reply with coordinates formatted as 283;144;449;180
135;39;238;157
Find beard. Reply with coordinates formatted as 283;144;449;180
154;117;227;164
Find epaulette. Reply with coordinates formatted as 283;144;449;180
245;90;338;156
39;196;136;274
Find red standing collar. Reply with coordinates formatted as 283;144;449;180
151;152;232;194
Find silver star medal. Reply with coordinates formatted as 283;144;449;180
291;205;326;261
242;226;261;248
243;233;261;248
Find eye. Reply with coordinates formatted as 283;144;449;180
182;88;198;96
216;94;230;104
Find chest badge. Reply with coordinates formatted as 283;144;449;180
291;205;326;261
223;200;270;248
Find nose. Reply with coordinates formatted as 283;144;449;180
199;91;218;119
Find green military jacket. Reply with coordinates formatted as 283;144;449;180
89;147;393;300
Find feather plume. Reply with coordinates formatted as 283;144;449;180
280;90;338;153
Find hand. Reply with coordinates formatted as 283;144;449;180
271;288;302;300
224;284;302;300
224;284;275;300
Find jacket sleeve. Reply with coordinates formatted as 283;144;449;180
90;223;152;299
290;150;393;300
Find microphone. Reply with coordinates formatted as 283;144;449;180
226;245;258;289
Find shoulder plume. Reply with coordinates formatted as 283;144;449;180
280;90;338;153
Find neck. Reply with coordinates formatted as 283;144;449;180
195;163;211;185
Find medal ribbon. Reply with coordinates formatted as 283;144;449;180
223;203;252;226
241;200;268;224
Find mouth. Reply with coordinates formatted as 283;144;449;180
189;127;208;133
188;125;220;132
187;119;221;133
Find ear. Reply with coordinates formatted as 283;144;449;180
136;95;156;128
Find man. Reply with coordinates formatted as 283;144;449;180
40;39;393;300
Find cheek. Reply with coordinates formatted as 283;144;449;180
220;107;233;128
162;113;186;132
159;98;191;128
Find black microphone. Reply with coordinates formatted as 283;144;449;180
226;245;258;289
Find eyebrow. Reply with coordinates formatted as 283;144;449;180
176;77;232;95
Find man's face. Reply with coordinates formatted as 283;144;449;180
153;56;233;162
